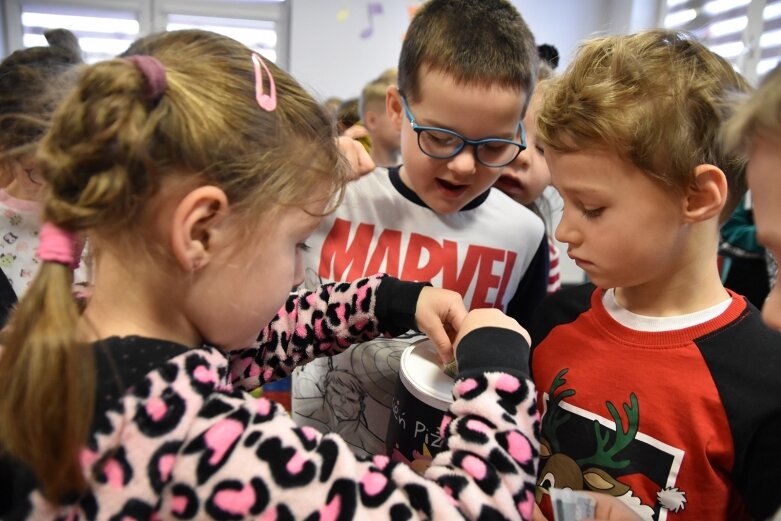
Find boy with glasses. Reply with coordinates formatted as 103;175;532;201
292;0;548;458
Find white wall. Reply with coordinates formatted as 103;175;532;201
289;0;660;101
289;0;410;101
517;0;611;70
521;0;658;64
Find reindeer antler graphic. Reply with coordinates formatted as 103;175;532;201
537;376;644;505
542;368;575;454
577;393;639;470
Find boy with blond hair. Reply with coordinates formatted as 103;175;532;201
359;68;400;167
529;30;781;520
293;0;548;457
724;63;781;333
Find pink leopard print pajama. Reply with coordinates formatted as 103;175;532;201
1;275;539;520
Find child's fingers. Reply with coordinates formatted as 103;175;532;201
531;503;549;521
414;287;467;363
336;136;375;179
415;307;456;363
354;145;375;177
426;323;453;364
580;491;643;520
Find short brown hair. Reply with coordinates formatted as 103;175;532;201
0;29;82;158
398;0;537;102
360;68;397;118
724;63;781;153
538;29;751;220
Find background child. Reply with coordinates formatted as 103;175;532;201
336;97;361;134
359;67;401;167
494;63;561;294
0;29;544;520
337;97;373;153
0;29;84;326
529;30;781;520
537;43;560;71
725;63;781;333
718;192;770;308
292;0;549;458
323;95;343;119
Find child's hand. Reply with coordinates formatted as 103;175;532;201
337;135;375;179
453;308;530;350
414;287;467;363
531;503;548;521
342;123;368;140
583;491;644;520
444;309;530;377
531;491;643;521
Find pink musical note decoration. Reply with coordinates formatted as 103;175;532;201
360;2;384;39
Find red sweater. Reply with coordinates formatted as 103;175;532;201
530;284;781;521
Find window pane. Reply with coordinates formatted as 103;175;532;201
703;0;750;16
663;0;750;71
707;15;748;38
758;57;779;75
760;0;781;78
21;3;139;63
665;8;698;26
765;0;781;20
166;14;278;62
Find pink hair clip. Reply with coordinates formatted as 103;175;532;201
252;53;277;112
37;222;81;270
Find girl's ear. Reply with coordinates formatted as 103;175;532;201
684;164;728;223
170;186;229;272
386;86;404;132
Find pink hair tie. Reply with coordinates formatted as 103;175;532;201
125;55;167;100
37;222;80;270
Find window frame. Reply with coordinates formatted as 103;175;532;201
154;0;289;65
1;0;289;68
659;0;774;84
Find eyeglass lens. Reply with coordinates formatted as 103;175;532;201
417;128;522;167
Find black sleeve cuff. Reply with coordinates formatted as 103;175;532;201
374;277;431;336
456;327;530;379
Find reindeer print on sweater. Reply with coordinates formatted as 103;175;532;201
531;283;781;521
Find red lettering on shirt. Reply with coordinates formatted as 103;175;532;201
366;228;402;275
318;219;520;309
401;233;442;281
471;246;504;308
319;219;373;280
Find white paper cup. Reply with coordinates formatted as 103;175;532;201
386;339;454;465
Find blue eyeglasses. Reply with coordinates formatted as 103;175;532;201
400;92;526;168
